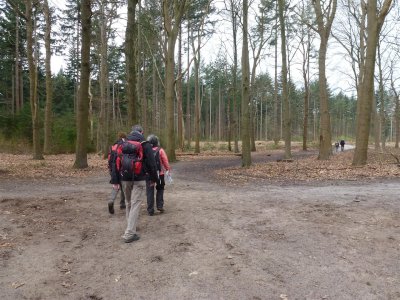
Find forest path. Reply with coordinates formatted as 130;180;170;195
0;152;399;300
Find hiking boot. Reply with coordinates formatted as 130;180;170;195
157;208;165;213
124;234;140;243
108;201;114;214
148;212;154;216
120;203;126;210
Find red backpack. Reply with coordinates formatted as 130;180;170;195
108;143;121;174
118;141;143;180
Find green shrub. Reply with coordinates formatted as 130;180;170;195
0;105;32;141
51;113;76;153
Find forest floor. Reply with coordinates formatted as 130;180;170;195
0;143;399;300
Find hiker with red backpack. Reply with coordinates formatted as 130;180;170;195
116;125;159;243
107;132;126;214
146;135;171;216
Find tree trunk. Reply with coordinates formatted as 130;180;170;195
395;94;400;148
26;0;43;160
241;0;251;167
317;38;332;160
194;51;201;153
232;45;239;152
185;20;191;149
313;0;337;160
125;0;139;125
177;24;184;151
227;0;239;153
353;0;392;165
218;84;222;141
373;94;380;150
302;31;311;151
165;36;177;160
137;2;143;129
162;0;187;162
43;0;53;154
152;58;158;132
273;9;279;146
15;15;20;114
302;58;310;151
225;69;231;149
278;0;291;159
74;11;81;114
142;61;147;132
98;0;108;157
74;0;91;168
391;75;399;148
249;3;268;151
377;43;386;149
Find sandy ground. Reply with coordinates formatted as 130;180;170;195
0;151;399;300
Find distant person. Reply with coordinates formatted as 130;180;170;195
335;141;340;152
146;135;171;216
340;140;345;151
117;125;158;243
107;132;126;214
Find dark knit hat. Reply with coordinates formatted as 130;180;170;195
131;124;143;133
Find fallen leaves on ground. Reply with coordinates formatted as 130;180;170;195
0;153;107;179
215;149;400;184
1;148;400;183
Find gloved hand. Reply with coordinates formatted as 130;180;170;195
156;178;162;190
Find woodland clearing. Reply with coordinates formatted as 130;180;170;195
0;144;399;299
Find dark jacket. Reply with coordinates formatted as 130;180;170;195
126;131;158;182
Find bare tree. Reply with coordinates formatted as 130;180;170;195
126;0;139;125
312;0;337;160
25;0;43;159
273;0;280;146
241;0;251;167
278;0;291;159
97;0;118;156
353;0;393;166
177;23;184;150
162;0;188;161
224;0;241;153
192;29;201;153
249;0;274;151
390;69;400;148
188;0;214;153
295;2;315;151
15;14;21;114
74;0;92;168
43;0;53;154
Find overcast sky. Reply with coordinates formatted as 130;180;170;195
49;0;360;97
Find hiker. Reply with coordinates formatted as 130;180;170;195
335;141;340;152
107;132;126;214
117;125;159;243
340;140;345;151
146;134;171;216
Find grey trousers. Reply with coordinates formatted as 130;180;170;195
109;184;125;206
121;180;146;239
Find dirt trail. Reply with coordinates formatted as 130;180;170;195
0;153;399;300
